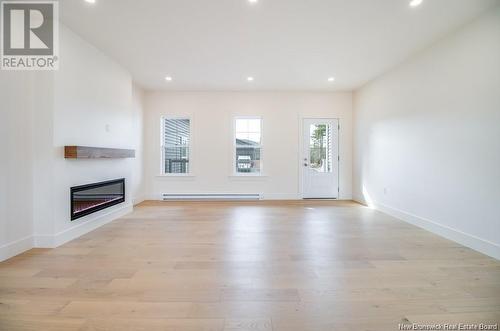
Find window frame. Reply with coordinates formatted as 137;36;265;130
232;116;263;176
160;115;193;176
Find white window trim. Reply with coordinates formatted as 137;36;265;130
232;116;264;176
160;115;194;176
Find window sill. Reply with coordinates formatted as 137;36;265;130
229;174;268;179
157;174;196;178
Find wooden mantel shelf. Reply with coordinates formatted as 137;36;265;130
65;146;135;159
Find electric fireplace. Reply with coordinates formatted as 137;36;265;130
71;178;125;221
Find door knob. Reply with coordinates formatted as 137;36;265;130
304;163;308;167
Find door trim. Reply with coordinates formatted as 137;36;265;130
298;117;340;199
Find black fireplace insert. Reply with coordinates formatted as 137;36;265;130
70;178;125;221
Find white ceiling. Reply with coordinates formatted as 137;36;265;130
60;0;498;91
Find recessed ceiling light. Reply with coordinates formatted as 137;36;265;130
85;0;96;3
328;77;335;82
165;76;173;81
247;77;254;82
409;0;423;7
248;0;258;4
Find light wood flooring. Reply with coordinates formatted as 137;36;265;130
0;200;499;330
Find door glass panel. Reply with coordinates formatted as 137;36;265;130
309;124;332;173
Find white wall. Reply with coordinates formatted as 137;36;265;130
353;7;500;259
0;71;34;260
32;72;56;243
131;84;146;204
144;92;353;200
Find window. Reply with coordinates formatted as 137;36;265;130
234;117;262;174
309;123;332;173
161;117;191;174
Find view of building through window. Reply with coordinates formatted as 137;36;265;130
235;118;262;174
163;118;190;174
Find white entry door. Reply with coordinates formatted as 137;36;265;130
302;118;339;199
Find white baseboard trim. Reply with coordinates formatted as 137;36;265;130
147;192;353;201
34;204;133;248
352;194;366;205
0;235;34;262
34;234;55;248
353;197;500;260
260;193;301;200
132;195;146;206
162;193;261;201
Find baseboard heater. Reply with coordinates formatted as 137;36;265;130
162;193;261;201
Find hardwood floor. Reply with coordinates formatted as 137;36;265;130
1;200;499;330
